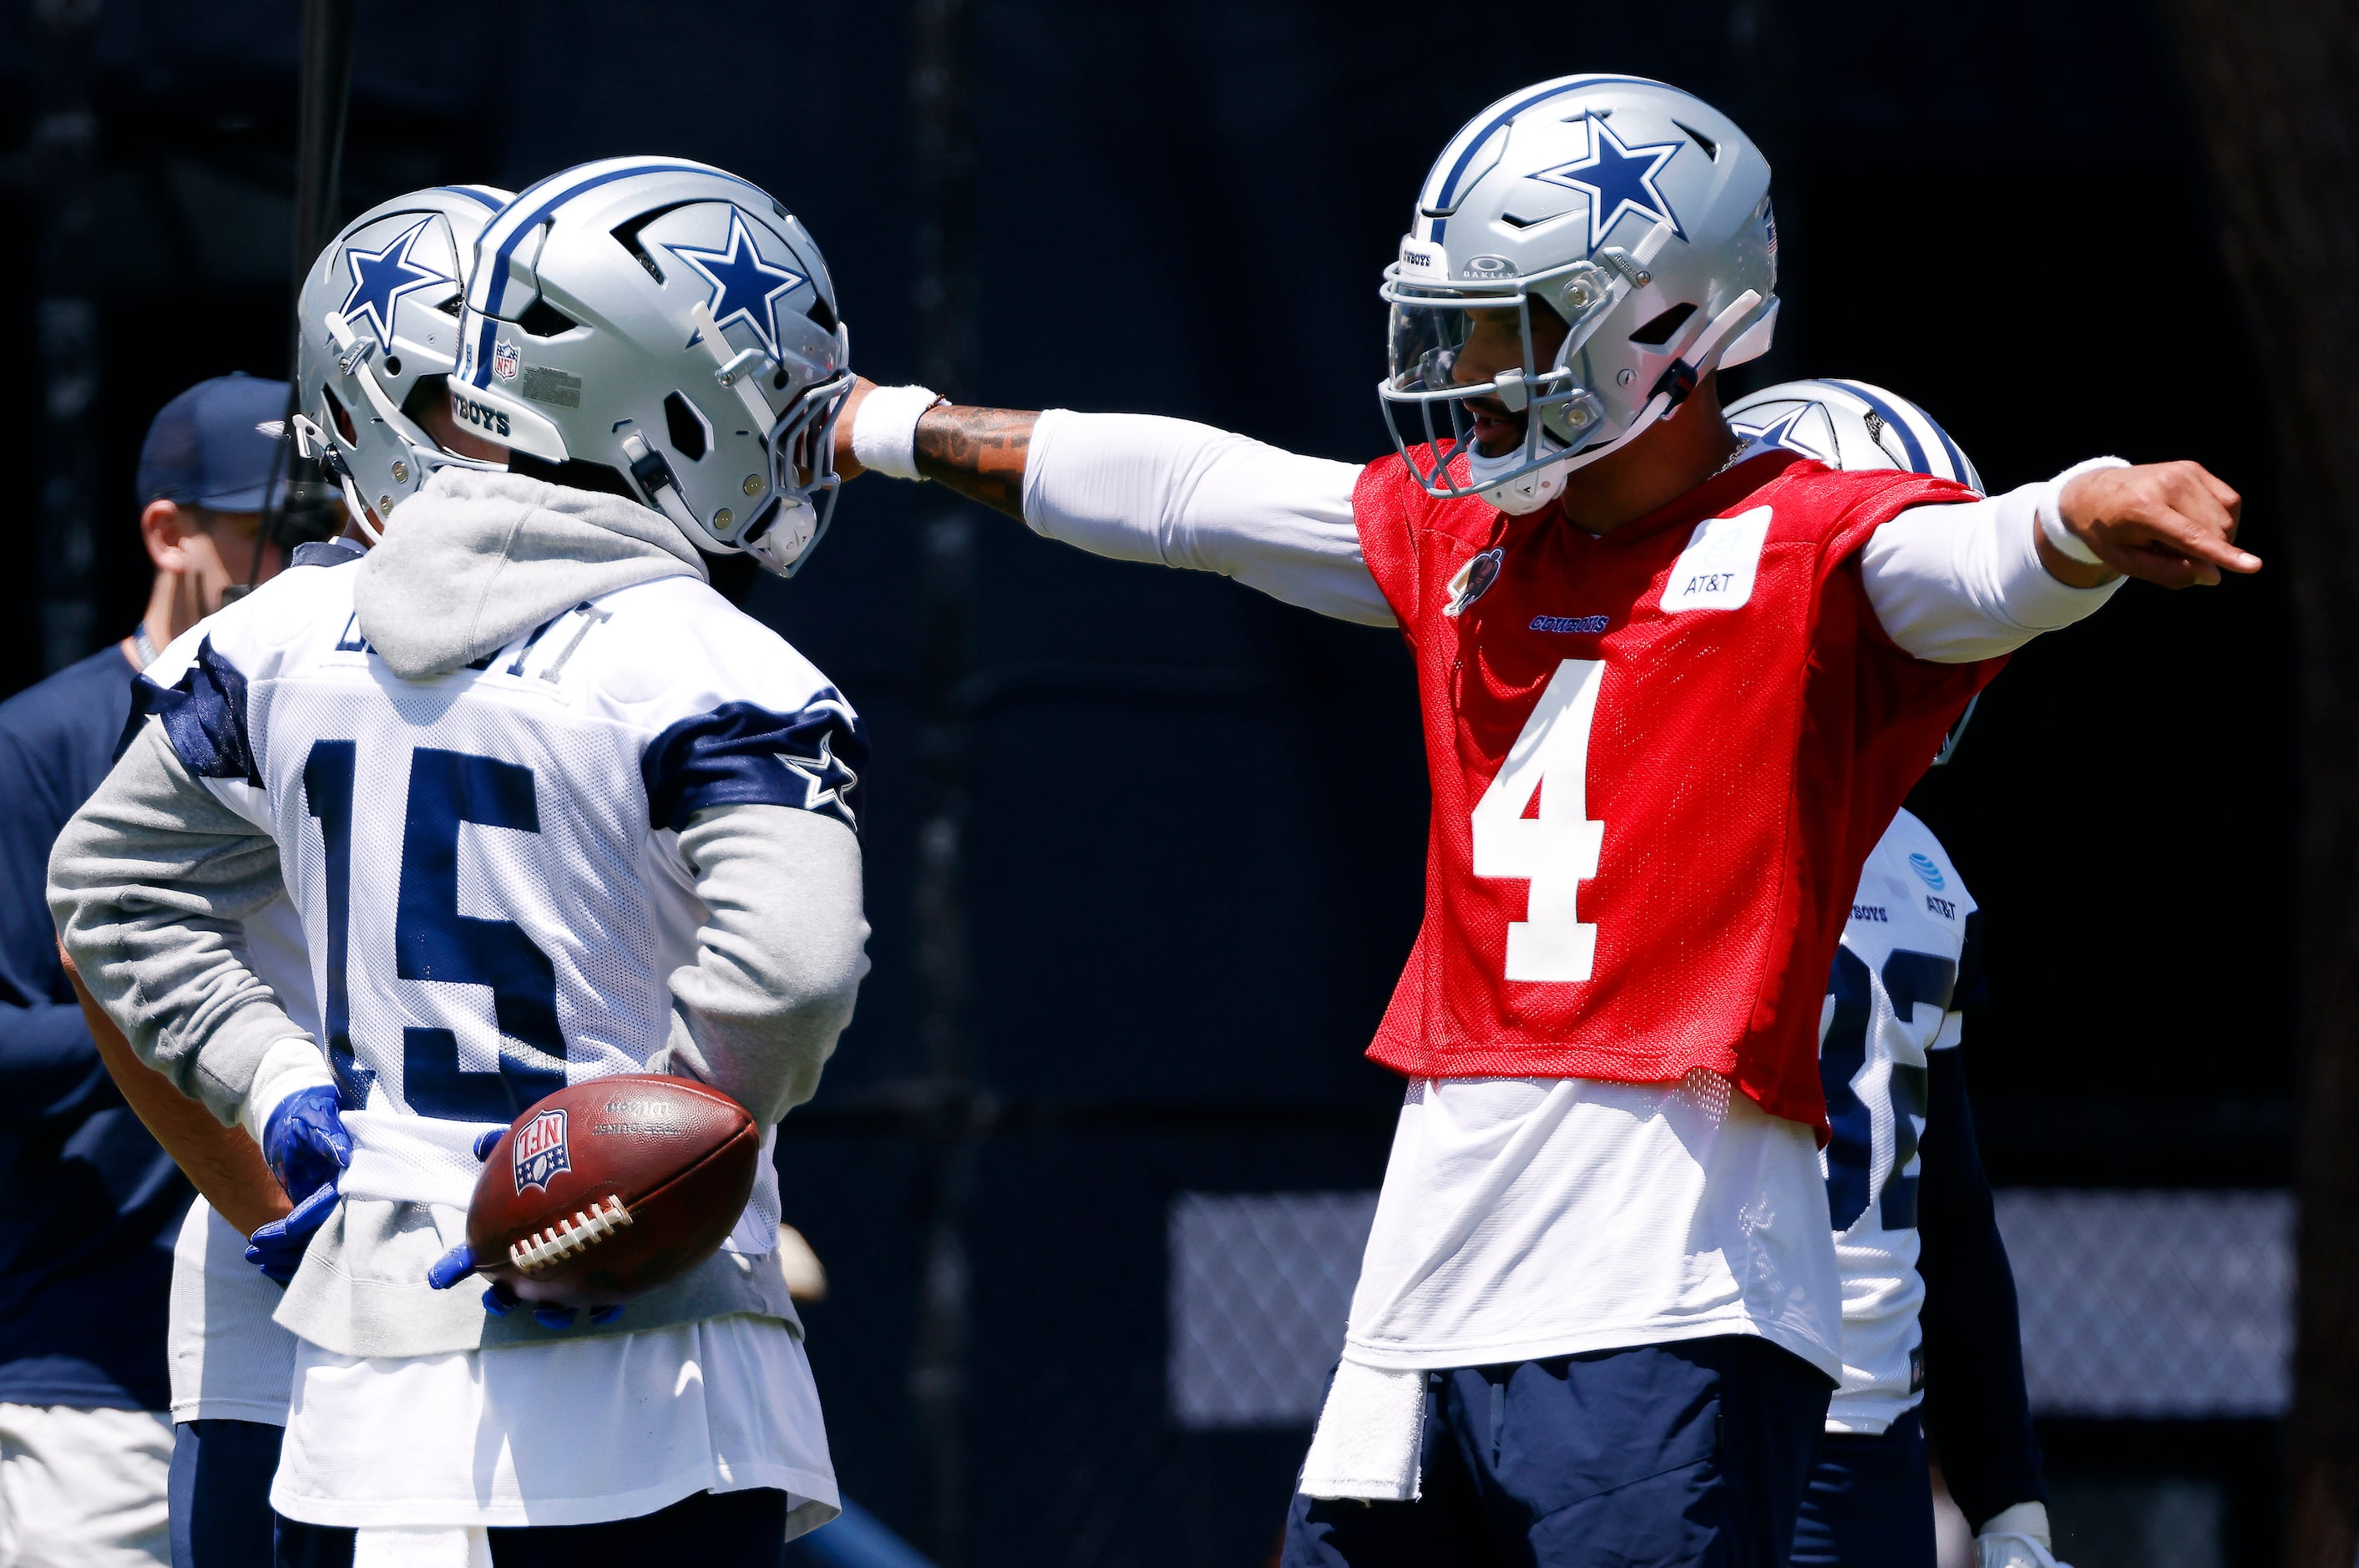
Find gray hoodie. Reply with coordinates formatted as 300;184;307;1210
49;469;868;1357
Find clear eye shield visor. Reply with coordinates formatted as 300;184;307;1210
1377;257;1620;501
684;300;855;578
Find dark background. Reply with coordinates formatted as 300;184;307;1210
0;0;2292;1563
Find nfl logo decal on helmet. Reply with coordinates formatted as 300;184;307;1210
492;339;520;382
512;1108;571;1196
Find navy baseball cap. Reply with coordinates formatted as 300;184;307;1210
136;374;292;511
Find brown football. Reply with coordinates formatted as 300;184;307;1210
466;1075;759;1307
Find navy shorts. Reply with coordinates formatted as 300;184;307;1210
171;1419;285;1568
273;1486;790;1567
1282;1335;1834;1568
1789;1406;1936;1568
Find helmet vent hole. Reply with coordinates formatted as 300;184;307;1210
610;201;698;286
382;355;402;377
1628;303;1696;347
664;392;710;462
805;294;838;335
321;385;357;444
516;298;578;338
1671;120;1719;159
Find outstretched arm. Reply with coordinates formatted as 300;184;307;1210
919;403;1038;520
1860;458;2256;663
838;380;1395;627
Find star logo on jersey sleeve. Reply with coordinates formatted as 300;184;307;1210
1528;115;1686;249
779;728;858;826
665;210;806;357
340;218;452;349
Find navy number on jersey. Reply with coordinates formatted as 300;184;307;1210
1822;946;1952;1232
306;740;570;1120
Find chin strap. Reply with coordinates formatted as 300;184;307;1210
1478;287;1769;515
619;429;708;542
291;412;382;544
1647;288;1764;412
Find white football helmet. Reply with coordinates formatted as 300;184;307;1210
1724;376;1982;493
291;185;514;538
1380;75;1779;513
453;158;853;576
1726;376;1984;764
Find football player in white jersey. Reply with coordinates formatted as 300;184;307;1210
52;159;867;1565
1804;800;2066;1568
93;185;523;1568
1723;382;2067;1568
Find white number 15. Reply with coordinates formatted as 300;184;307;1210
1471;659;1606;983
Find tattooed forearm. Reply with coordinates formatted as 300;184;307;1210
914;405;1039;520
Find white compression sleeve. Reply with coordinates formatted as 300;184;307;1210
1020;410;1395;628
1859;471;2127;663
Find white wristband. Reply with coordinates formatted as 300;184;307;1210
2036;456;2129;566
849;383;947;482
239;1037;337;1143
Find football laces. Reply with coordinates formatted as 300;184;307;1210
509;1194;635;1275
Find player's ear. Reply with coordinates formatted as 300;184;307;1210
140;498;196;573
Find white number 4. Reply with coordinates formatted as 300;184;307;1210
1471;659;1606;982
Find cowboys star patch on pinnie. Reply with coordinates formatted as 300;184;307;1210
512;1107;571;1195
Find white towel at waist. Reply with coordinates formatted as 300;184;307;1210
337;1108;783;1257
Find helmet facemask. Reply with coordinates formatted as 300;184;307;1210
1381;254;1626;513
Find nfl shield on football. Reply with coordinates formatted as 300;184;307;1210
466;1075;760;1307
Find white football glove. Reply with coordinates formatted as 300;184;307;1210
1976;1503;2071;1568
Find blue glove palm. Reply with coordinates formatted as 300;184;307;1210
249;1084;352;1287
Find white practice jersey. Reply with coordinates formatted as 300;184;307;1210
139;561;860;1127
1820;807;1977;1432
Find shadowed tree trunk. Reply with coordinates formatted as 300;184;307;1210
2160;3;2359;1562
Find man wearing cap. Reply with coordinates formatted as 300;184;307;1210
0;375;291;1566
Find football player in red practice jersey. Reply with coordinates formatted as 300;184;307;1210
838;74;2251;1568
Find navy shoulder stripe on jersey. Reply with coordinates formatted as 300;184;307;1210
290;538;366;569
134;637;260;787
640;694;865;834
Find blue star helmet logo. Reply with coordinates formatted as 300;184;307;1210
1528;114;1686;250
340;217;453;350
1731;404;1810;458
665;209;807;357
